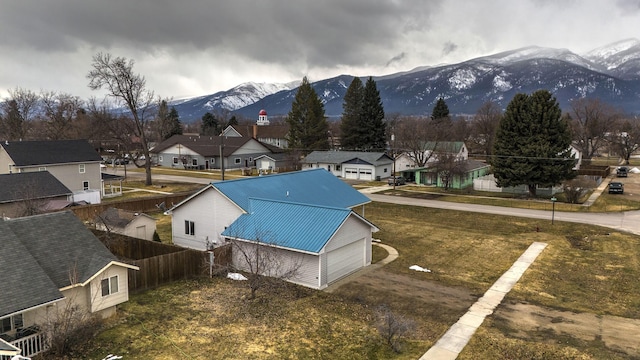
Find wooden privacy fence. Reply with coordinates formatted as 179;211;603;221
95;231;231;292
71;192;194;221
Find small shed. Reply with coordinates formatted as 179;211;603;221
95;208;157;241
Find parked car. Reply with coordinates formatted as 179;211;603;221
616;166;628;177
388;176;406;186
609;182;624;194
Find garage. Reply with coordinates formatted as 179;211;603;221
358;169;373;180
345;168;358;179
327;239;365;283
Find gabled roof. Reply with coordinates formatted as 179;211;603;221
95;208;155;229
302;151;393;166
211;168;371;211
221;198;377;253
1;139;102;166
0;212;136;318
0;172;72;203
150;134;273;157
230;124;290;139
254;152;293;162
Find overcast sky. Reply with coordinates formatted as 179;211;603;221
1;0;639;100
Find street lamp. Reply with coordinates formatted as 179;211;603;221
551;196;557;224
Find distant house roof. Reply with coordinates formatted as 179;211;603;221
0;139;102;166
0;172;72;204
230;124;290;139
254;153;292;162
302;151;393;166
170;168;371;213
95;207;155;230
0;212;137;318
419;159;490;173
421;141;466;153
150;134;281;157
221;198;378;253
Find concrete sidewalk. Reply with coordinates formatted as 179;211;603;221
420;242;548;359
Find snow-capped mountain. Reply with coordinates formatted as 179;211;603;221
170;39;640;122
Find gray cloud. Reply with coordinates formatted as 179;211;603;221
0;0;639;99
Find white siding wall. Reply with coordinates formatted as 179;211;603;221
89;265;130;314
124;216;157;241
324;215;372;265
232;139;269;155
172;187;243;251
20;163;101;196
374;164;392;179
231;241;321;289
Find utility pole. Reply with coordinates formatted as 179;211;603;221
219;134;225;181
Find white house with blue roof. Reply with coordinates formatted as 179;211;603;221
167;169;378;289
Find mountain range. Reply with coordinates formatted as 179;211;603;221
170;39;640;122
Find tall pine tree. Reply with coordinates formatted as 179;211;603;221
431;97;450;120
492;90;575;197
361;77;386;151
286;77;329;154
340;77;364;150
166;107;183;139
201;112;219;136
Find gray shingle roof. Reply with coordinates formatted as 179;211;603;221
1;139;102;166
0;172;72;203
302;151;393;166
95;207;154;230
0;212;120;318
150;134;274;157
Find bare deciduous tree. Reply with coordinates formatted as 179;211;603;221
376;305;414;353
227;230;302;300
608;117;640;165
562;176;597;204
40;91;85;140
0;87;39;140
568;98;621;161
469;101;502;157
87;52;155;185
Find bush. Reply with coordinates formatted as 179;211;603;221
153;230;161;242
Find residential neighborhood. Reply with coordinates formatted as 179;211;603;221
3;30;640;358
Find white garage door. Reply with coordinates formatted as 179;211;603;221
359;169;373;180
327;239;365;283
345;168;358;179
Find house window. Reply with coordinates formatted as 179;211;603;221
159;155;163;162
384;168;388;173
234;158;241;164
39;167;47;172
185;220;195;235
211;158;216;165
1;314;22;334
101;276;119;297
82;181;90;190
328;165;331;171
79;164;85;174
336;165;341;171
173;157;179;165
192;158;198;166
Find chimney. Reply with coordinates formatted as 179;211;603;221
253;125;258;139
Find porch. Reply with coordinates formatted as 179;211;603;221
0;327;48;359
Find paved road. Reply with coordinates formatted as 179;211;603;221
367;193;640;235
124;171;640;236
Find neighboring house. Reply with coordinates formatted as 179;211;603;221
473;174;563;196
150;134;279;170
221;110;290;149
301;151;394;180
0;172;73;219
395;142;469;170
167;168;377;289
0;139;103;203
254;153;296;173
223;124;291;150
569;144;582;170
0;212;138;358
409;160;491;189
95;208;157;241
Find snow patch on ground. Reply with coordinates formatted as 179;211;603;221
410;265;431;273
227;273;248;281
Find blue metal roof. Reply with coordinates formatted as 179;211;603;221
221;198;355;253
213;168;370;211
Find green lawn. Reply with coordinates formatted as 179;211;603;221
78;200;640;360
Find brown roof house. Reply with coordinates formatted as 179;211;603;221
95;208;157;241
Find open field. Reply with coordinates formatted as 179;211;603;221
79;200;640;359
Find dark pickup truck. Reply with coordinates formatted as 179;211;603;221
617;166;628;177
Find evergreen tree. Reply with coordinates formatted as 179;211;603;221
340;77;364;150
227;115;238;127
201;112;219;136
166;107;182;139
362;77;386;151
431;97;450;120
286;77;329;154
492;90;575;197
